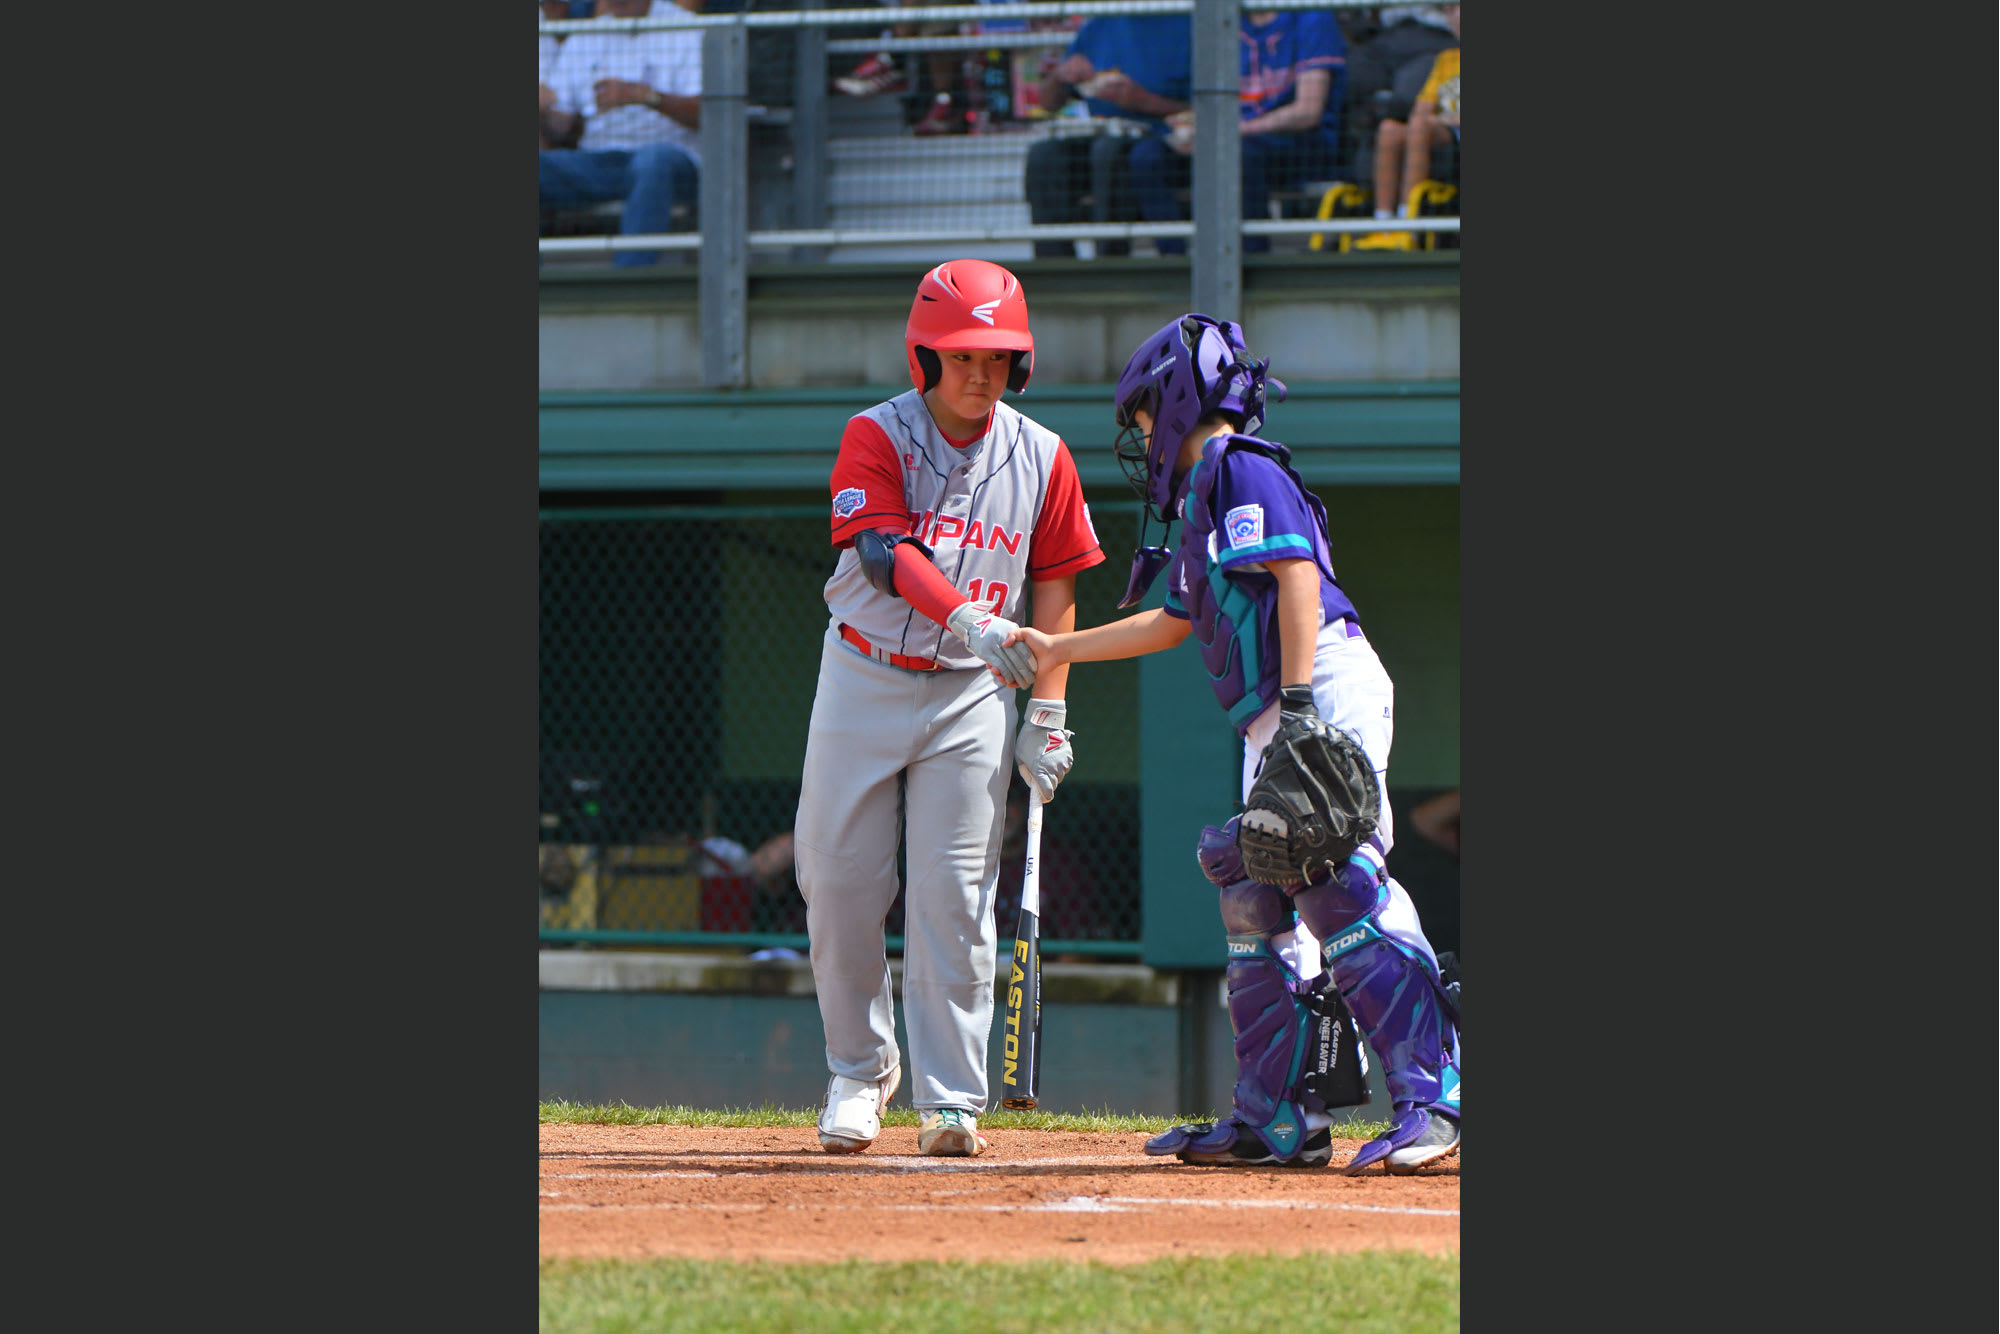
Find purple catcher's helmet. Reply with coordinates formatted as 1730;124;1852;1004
1111;315;1287;607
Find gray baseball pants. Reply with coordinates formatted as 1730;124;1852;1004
793;627;1015;1114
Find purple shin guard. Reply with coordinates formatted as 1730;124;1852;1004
1293;847;1459;1156
1215;936;1312;1158
1195;823;1315;1161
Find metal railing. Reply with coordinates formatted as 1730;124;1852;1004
536;215;1456;253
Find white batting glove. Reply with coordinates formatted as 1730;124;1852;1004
1015;698;1074;803
946;602;1037;690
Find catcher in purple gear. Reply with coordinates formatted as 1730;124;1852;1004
1006;314;1460;1174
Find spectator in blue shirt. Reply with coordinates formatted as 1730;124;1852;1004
1023;16;1191;259
1130;8;1346;255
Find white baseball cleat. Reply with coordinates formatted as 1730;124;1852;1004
1385;1111;1460;1174
917;1108;988;1157
817;1066;900;1153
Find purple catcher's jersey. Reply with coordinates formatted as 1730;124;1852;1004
1160;434;1357;732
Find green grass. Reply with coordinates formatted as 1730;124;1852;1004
540;1253;1459;1333
539;1099;1393;1139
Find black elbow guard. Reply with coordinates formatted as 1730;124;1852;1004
854;529;934;599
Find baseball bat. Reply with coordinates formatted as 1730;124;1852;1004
999;788;1044;1109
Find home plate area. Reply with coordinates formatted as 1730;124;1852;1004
540;1124;1459;1264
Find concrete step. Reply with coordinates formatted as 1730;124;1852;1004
824;92;911;140
827;130;1037;166
827;200;1033;230
827;131;1036;215
828;160;1033;209
824;240;1034;265
822;127;1036;262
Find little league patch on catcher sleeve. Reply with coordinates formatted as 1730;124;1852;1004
833;487;866;518
1223;503;1264;549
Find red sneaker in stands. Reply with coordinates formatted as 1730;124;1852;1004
912;92;964;136
834;53;907;98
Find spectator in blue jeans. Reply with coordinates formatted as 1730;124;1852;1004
1130;7;1346;255
539;0;704;267
1023;15;1191;259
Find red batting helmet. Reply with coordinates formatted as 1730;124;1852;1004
905;259;1034;396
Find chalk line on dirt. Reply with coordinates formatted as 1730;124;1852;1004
1091;1196;1460;1217
543;1152;1180;1173
544;1171;722;1180
540;1195;1457;1219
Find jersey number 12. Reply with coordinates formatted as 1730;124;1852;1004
964;579;1009;612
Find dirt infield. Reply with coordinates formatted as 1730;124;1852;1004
540;1124;1459;1264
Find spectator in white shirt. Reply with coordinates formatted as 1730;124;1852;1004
539;0;704;266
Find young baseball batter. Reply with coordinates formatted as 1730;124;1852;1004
1005;314;1461;1174
795;259;1106;1158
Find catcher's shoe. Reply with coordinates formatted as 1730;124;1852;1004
917;1108;988;1157
1386;1111;1459;1175
1342;1106;1456;1176
1144;1118;1331;1168
817;1065;901;1153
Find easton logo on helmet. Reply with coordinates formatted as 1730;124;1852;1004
970;299;1000;326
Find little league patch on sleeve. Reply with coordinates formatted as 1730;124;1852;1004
1223;503;1265;550
833;487;866;518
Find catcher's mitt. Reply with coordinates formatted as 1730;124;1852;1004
1238;688;1381;886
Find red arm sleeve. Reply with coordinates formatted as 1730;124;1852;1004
893;541;968;626
828;416;914;547
1027;439;1108;579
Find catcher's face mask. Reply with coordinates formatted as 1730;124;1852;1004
1113;403;1176;609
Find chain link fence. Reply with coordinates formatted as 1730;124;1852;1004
539;1;1460;267
540;502;1146;953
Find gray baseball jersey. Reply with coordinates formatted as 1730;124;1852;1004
796;390;1102;1115
824;391;1103;665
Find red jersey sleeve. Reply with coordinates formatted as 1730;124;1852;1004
1027;439;1107;579
827;416;913;547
